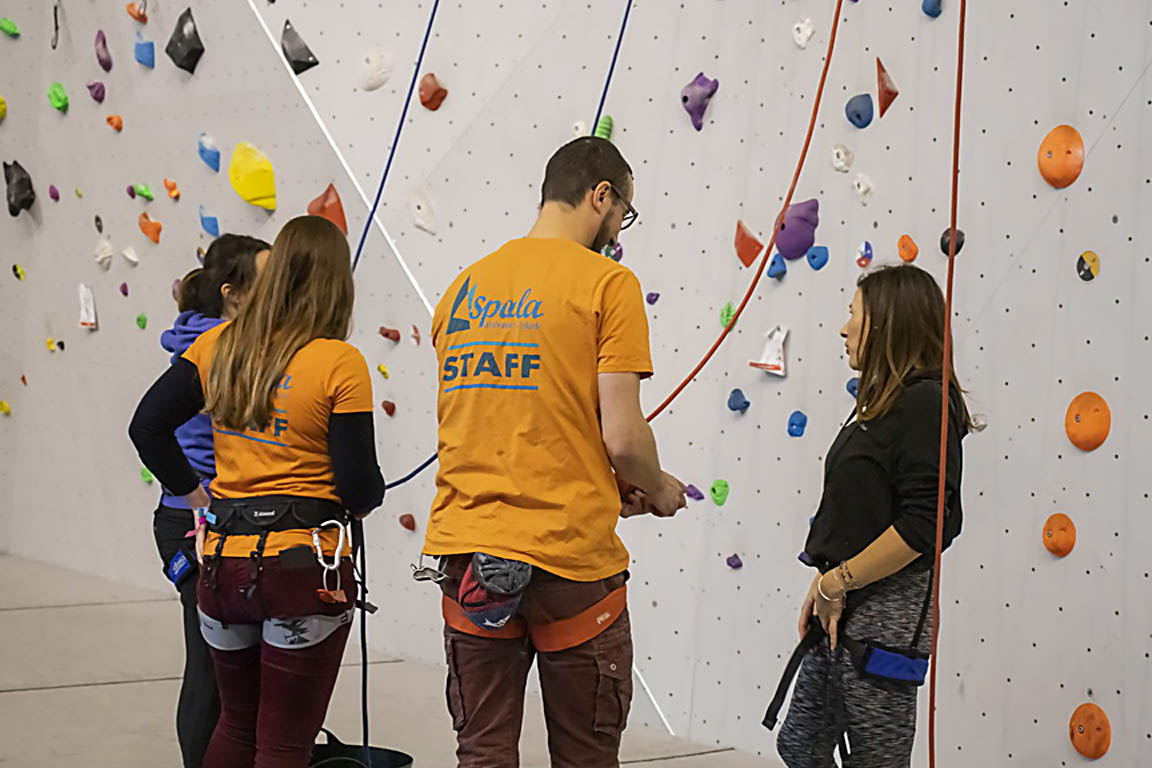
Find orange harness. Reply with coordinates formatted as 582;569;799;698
441;585;627;653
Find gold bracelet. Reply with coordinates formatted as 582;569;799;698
816;573;842;602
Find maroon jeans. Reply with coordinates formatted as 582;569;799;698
439;554;633;768
197;552;356;768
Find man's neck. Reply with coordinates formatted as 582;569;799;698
526;204;594;249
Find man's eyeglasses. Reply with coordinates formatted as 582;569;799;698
608;183;639;230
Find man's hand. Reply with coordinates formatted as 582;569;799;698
648;472;687;518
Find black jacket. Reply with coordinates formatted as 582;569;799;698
803;370;967;573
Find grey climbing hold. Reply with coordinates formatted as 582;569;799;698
165;8;205;75
281;19;318;75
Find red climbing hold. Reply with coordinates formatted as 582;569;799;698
381;400;396;417
877;58;898;118
412;325;421;346
419;73;447;111
399;513;417;532
734;220;764;268
307;183;348;235
379;326;401;343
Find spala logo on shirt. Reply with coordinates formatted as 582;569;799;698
446;277;544;335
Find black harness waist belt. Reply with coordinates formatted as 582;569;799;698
208;495;347;536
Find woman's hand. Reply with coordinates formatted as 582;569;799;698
186;485;211;511
798;574;820;640
814;570;847;650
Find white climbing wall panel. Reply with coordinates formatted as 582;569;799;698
1;0;1150;764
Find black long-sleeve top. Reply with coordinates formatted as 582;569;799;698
803;370;967;573
128;359;385;516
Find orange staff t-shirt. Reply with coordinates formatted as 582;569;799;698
183;323;374;557
423;238;654;581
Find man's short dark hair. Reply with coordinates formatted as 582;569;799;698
540;137;633;208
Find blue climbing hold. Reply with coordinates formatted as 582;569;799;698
134;31;155;68
846;93;873;129
199;205;220;238
767;252;787;280
727;388;750;414
198;133;220;173
922;0;943;18
806;245;829;271
847;377;860;398
788;411;808;438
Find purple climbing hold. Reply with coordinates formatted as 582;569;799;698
87;81;106;103
777;198;819;260
95;30;113;72
681;72;719;131
726;554;744;570
685;484;705;502
126;185;136;199
646;292;660;305
119;282;129;297
49;185;60;202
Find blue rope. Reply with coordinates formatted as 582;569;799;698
383;0;634;491
590;0;634;132
350;0;441;272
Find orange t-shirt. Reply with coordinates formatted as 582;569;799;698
183;323;373;557
423;238;654;581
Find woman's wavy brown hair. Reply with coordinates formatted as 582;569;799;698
856;264;972;429
205;216;354;431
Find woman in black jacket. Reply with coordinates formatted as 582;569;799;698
773;264;971;768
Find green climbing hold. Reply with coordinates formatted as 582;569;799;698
136;312;148;330
133;183;154;201
710;480;730;506
594;115;613;141
141;467;154;484
47;82;68;112
720;301;737;329
0;18;19;38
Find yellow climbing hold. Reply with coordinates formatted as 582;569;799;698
0;95;6;122
74;187;83;198
46;337;56;352
0;401;10;416
377;364;390;379
228;142;276;210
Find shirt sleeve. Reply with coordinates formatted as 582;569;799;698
594;268;654;378
328;344;375;414
128;358;205;497
328;411;386;515
890;383;964;553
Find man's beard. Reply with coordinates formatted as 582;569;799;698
591;218;615;253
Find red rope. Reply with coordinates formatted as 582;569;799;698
645;0;846;423
929;0;968;766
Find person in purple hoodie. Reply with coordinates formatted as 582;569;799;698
154;234;270;768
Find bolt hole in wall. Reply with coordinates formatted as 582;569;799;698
2;0;1152;764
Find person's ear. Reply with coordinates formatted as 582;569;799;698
591;181;612;214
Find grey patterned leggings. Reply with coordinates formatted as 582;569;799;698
776;566;933;768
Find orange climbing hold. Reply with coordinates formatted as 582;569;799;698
307;183;348;235
734;220;764;268
1042;513;1075;557
125;2;147;23
419;73;447;111
1065;391;1110;452
138;212;162;244
163;178;180;199
876;58;899;118
1069;703;1110;759
1038;125;1084;189
106;114;123;132
898;234;918;263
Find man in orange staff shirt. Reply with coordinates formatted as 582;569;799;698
423;137;687;767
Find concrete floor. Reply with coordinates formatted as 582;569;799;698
0;556;775;767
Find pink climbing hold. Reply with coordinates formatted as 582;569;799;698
681;72;719;131
49;185;60;202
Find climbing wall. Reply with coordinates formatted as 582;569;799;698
2;0;1150;764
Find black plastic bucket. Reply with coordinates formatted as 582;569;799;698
310;728;414;768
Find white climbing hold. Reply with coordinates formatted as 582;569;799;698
93;239;114;270
792;18;815;48
121;245;139;266
361;48;392;92
572;120;588;138
78;283;98;330
831;144;853;173
749;324;789;377
971;413;988;432
853;173;874;205
411;191;438;236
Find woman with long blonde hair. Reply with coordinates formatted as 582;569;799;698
131;216;385;767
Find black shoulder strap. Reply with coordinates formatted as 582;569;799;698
762;621;823;730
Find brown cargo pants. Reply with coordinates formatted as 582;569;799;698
438;554;633;768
